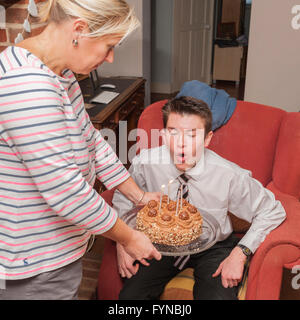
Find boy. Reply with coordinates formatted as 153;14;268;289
113;96;286;300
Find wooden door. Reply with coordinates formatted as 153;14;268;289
172;0;215;92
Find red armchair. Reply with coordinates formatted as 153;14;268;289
97;100;300;300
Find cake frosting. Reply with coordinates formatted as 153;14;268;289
136;195;203;246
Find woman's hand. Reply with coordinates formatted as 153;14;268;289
139;191;161;206
116;177;161;207
122;229;161;267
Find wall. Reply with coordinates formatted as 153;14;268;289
244;0;300;112
151;0;174;93
99;0;143;77
99;0;151;105
0;0;46;52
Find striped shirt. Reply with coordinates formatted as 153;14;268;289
0;46;130;279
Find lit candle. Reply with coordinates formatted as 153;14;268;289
180;184;183;209
175;191;180;216
167;179;174;204
159;184;166;211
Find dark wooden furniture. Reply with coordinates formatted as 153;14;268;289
1;1;20;9
82;77;145;131
79;76;146;192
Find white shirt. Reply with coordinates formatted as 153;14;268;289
113;145;286;253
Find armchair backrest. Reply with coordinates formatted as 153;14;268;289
272;112;300;198
208;101;286;187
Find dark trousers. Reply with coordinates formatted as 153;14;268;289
119;234;240;300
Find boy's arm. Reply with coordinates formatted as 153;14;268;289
228;173;286;254
213;173;286;288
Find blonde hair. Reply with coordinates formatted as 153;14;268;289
39;0;140;39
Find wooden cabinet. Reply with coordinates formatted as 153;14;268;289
213;0;246;85
79;76;145;193
221;0;245;37
213;45;244;85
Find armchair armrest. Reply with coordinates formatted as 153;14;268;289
246;182;300;299
99;188;116;207
97;187;123;299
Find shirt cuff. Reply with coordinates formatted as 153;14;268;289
238;231;266;254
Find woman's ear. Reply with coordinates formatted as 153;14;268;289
204;131;213;148
72;18;89;38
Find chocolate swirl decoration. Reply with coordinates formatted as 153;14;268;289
148;208;158;217
181;199;189;208
160;195;169;209
166;202;176;212
142;207;158;223
176;209;195;229
157;212;176;228
147;200;158;209
187;205;202;222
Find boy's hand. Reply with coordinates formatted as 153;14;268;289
116;243;139;278
212;246;247;288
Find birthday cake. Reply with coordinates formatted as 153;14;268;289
136;195;203;246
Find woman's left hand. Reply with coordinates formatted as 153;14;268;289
139;192;161;206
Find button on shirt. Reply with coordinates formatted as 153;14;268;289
113;145;286;254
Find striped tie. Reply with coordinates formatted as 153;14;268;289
174;173;190;270
178;173;189;200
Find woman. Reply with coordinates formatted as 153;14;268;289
0;0;161;299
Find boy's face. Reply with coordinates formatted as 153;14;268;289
162;112;213;172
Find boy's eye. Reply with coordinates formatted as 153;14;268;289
168;129;178;136
184;131;196;138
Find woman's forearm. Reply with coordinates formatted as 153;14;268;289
102;217;134;246
116;176;144;205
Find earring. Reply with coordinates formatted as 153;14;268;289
72;39;79;47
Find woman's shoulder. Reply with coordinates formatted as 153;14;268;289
0;46;55;81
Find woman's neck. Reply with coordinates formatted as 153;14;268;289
16;23;68;76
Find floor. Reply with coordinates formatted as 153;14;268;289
78;236;105;300
78;79;246;300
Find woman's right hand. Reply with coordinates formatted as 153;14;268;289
122;230;161;266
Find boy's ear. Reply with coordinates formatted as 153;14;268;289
204;131;214;148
